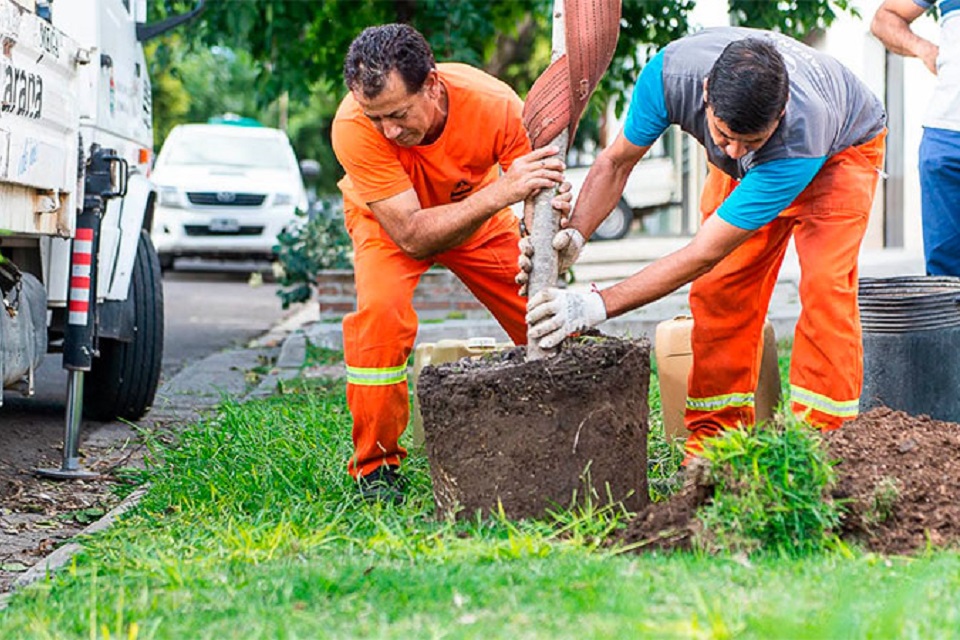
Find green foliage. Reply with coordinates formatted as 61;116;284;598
285;90;345;195
145;39;265;146
696;416;843;556
146;49;189;148
729;0;861;41
598;0;695;117
189;0;859;107
197;1;548;103
273;201;353;309
143;0;861;195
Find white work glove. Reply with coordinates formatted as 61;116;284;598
515;228;585;297
553;227;585;273
526;288;607;350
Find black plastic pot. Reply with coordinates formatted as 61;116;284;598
859;275;960;422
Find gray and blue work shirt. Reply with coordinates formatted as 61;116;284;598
625;26;886;230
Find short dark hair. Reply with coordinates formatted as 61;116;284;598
706;37;789;134
343;24;436;99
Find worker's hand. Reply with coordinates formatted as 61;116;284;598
552;180;573;218
516;235;534;296
526;288;607;350
501;146;565;205
518;180;573;237
515;227;585;297
920;42;940;75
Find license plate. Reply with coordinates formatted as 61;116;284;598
209;218;240;233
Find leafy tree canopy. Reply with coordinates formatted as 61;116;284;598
161;0;855;103
147;0;858;192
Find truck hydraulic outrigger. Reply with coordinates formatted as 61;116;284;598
38;146;129;480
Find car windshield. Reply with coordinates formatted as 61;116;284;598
162;132;293;169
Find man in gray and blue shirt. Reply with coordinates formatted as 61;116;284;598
525;27;887;458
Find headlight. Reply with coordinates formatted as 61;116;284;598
273;193;294;206
159;186;181;208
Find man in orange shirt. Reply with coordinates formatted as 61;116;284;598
332;24;570;502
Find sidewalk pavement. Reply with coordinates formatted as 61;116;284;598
146;312;317;426
288;240;927;356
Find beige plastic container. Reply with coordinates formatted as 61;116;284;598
409;337;507;447
654;316;782;442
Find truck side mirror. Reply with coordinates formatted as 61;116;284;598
136;0;205;42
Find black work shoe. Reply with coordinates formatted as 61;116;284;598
357;465;405;504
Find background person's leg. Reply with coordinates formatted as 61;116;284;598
919;127;960;277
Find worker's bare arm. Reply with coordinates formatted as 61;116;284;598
569;132;651;238
369;146;567;260
599;214;754;318
871;0;939;74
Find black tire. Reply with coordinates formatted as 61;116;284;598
84;230;165;421
591;200;633;241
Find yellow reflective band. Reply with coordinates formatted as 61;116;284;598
686;392;755;412
790;385;859;418
346;363;408;386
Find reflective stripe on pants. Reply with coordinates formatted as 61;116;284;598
342;209;527;478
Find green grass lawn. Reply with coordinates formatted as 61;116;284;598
3;350;960;639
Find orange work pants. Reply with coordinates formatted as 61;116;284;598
685;131;887;453
342;209;527;478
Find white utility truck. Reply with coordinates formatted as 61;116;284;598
0;0;201;477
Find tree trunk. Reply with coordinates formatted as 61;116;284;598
525;0;567;361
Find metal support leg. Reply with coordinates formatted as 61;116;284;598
36;366;99;479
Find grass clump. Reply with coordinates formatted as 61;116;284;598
696;415;842;556
864;476;900;528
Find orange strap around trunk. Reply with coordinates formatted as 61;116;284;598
522;0;622;149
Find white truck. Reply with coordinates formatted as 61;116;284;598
0;0;201;477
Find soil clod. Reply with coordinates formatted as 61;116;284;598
418;337;651;520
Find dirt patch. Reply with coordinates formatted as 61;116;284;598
418;336;650;519
617;407;960;555
827;407;960;554
0;418;143;594
616;460;710;553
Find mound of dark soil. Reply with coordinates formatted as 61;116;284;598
616;408;960;555
827;407;960;554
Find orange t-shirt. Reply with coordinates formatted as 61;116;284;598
332;63;531;221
